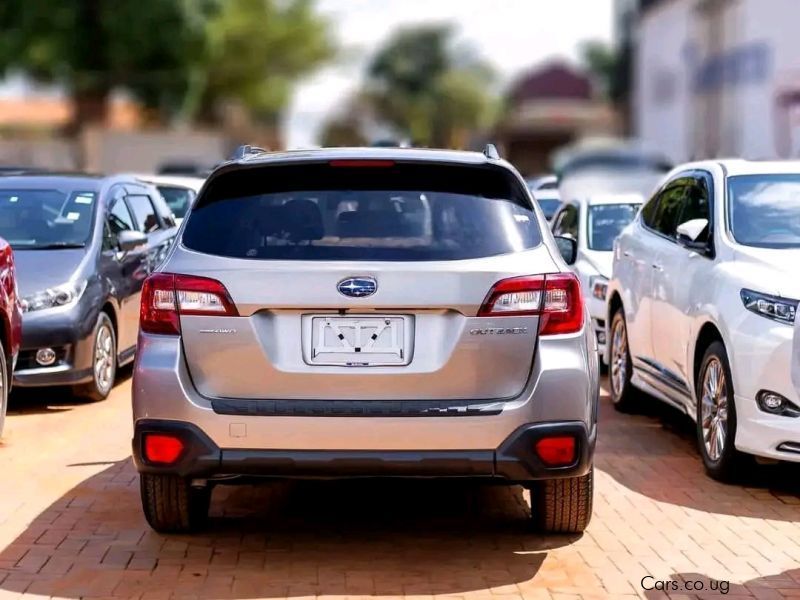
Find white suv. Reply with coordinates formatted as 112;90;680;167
606;160;800;480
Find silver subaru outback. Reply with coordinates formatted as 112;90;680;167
132;146;599;534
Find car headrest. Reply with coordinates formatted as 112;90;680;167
281;198;324;242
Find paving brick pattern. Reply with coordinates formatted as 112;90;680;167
1;372;799;599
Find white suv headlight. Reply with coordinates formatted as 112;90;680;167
740;288;797;324
21;280;87;313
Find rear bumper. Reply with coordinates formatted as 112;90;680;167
132;331;599;451
132;418;596;482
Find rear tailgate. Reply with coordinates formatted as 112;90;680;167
170;159;558;401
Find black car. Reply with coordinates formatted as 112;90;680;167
0;174;178;399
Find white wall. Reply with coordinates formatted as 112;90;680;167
635;0;800;162
635;0;692;163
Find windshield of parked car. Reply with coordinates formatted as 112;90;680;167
587;203;641;251
158;185;195;219
0;189;96;249
183;162;541;261
535;198;561;220
728;174;800;248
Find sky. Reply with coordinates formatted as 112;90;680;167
284;0;615;148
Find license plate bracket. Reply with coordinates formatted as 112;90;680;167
309;315;411;366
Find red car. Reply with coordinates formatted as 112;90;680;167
0;236;22;437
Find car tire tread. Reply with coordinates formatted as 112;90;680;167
531;468;593;533
140;473;210;533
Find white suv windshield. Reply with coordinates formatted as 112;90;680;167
587;203;640;251
728;174;800;248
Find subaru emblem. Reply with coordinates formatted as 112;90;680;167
337;277;377;298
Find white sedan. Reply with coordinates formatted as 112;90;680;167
606;160;800;479
551;193;642;362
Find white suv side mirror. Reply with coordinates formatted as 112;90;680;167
676;218;708;243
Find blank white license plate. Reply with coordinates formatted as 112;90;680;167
310;316;409;366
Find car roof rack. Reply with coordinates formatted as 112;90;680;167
483;143;500;160
231;144;268;160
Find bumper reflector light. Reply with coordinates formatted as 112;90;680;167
143;434;185;465
535;436;576;467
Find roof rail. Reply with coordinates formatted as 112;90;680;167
231;144;268;160
483;143;500;160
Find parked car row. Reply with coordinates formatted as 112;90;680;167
0;171;204;436
536;157;800;482
5;147;800;534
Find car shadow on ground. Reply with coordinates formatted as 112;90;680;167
597;389;800;520
0;458;571;598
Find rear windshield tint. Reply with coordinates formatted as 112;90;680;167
182;162;541;261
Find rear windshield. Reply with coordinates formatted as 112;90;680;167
182;162;541;261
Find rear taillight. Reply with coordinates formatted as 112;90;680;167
140;273;238;336
478;273;584;335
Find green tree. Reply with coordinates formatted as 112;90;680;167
579;40;625;103
185;0;335;126
365;25;494;147
0;0;202;130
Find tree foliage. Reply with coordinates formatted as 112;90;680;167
365;25;495;148
189;0;335;125
0;0;335;129
579;40;626;103
0;0;202;127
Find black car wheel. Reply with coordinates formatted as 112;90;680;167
140;473;211;533
530;468;594;533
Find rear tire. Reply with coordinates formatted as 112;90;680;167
74;312;116;401
0;340;8;438
530;468;594;533
608;308;638;412
140;473;210;533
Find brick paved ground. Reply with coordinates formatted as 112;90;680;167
1;370;800;599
